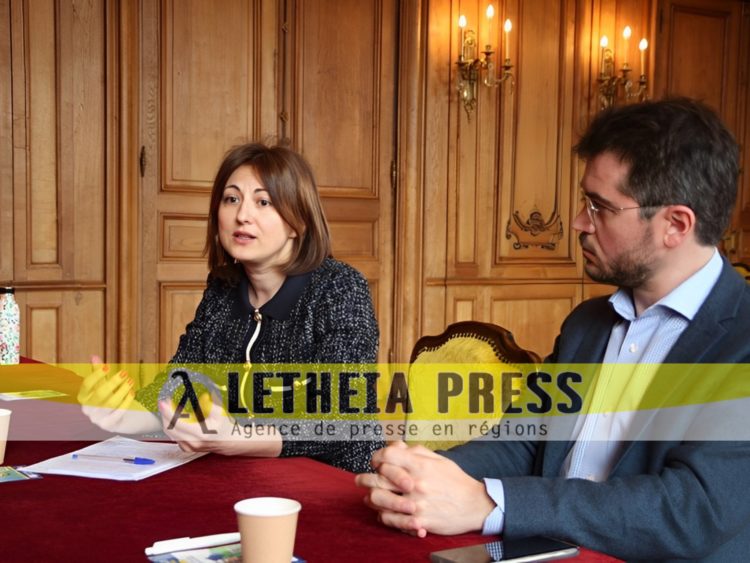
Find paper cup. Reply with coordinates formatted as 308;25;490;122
0;409;11;465
234;497;301;563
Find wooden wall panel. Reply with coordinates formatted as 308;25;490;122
421;286;448;343
16;290;105;363
4;0;109;363
64;0;106;282
453;298;477;323
28;307;59;363
654;0;746;261
296;0;376;195
438;0;582;288
27;2;58;266
503;0;565;254
489;284;580;358
0;0;11;282
412;0;451;352
164;0;254;190
328;220;377;259
496;0;577;269
596;0;652;82
160;215;208;260
613;0;652;76
656;0;740;118
159;284;204;363
415;0;586;361
444;283;578;359
740;6;750;264
139;0;275;361
12;0;106;283
290;0;396;361
447;0;485;275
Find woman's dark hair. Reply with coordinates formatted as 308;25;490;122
574;98;739;246
205;143;332;278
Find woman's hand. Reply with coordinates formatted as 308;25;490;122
77;356;160;434
158;398;282;458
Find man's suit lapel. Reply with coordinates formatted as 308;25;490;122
660;263;742;363
570;305;616;362
542;299;618;477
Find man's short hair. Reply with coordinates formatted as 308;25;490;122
574;98;739;245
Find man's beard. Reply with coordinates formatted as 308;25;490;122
580;230;655;288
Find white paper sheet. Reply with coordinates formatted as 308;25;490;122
23;436;207;481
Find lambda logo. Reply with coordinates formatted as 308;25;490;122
166;370;218;434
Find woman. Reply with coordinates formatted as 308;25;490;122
79;143;381;473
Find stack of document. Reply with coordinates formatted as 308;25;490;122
23;436;207;481
145;535;306;563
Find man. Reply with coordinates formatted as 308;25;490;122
356;98;750;561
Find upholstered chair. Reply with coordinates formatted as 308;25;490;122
406;321;540;450
732;262;750;283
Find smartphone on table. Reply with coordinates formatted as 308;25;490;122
430;535;579;563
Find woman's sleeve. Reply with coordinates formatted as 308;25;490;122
311;267;379;364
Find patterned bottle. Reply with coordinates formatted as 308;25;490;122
0;287;20;364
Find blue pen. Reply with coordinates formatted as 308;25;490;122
72;453;156;465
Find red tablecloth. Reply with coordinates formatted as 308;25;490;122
0;441;620;563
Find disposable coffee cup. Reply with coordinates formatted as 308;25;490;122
0;409;11;464
234;497;301;563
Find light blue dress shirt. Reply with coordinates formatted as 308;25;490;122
481;249;722;535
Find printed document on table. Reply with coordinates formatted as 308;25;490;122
23;436;207;481
0;389;67;401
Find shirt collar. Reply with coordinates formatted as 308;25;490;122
609;248;722;322
233;270;313;320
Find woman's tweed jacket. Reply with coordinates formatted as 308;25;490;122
135;258;381;472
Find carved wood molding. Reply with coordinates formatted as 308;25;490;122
505;208;564;250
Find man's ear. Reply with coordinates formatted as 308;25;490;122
662;205;696;248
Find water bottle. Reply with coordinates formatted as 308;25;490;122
0;287;20;365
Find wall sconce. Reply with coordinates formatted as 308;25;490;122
456;6;514;118
597;27;648;109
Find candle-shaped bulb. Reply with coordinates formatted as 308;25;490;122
458;15;467;60
503;19;512;60
486;5;494;49
622;26;631;66
639;38;648;75
600;36;609;75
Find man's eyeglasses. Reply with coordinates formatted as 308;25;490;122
581;193;649;223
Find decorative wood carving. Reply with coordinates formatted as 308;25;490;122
505;208;564;250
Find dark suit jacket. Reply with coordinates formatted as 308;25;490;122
442;258;750;562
